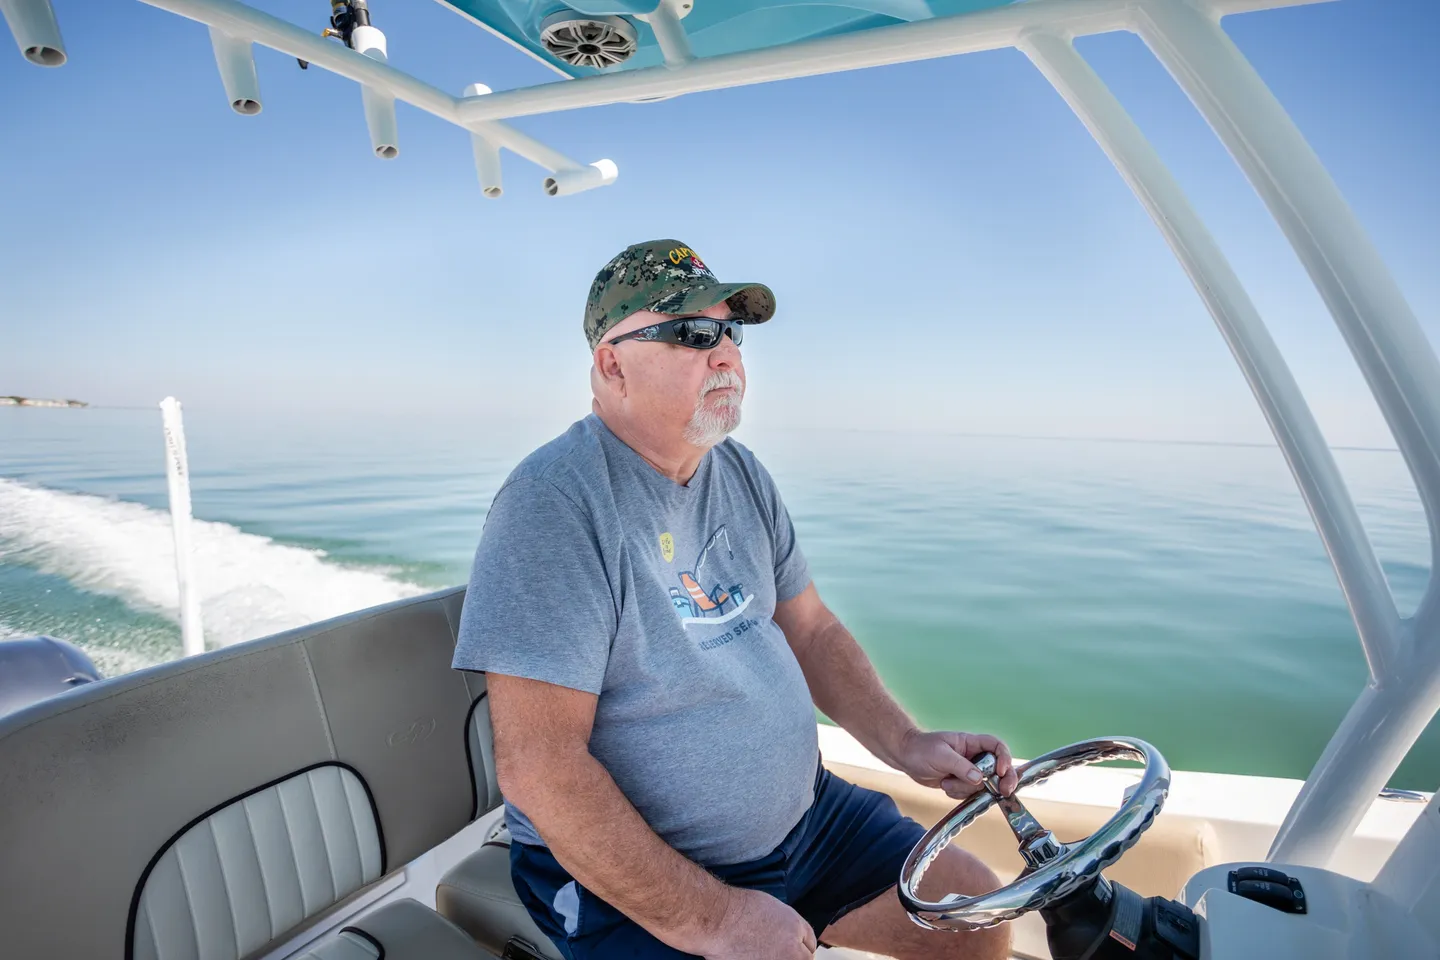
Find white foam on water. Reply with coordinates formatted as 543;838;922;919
0;478;426;650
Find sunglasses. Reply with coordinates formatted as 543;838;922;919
606;316;743;350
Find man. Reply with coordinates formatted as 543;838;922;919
453;240;1018;960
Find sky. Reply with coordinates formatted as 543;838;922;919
0;0;1436;446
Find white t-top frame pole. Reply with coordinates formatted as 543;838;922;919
1016;10;1401;707
160;397;205;658
1131;0;1440;868
1136;1;1440;553
1017;24;1395;684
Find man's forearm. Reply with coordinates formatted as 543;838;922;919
503;749;731;955
793;614;919;769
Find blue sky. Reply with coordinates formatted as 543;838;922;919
1;0;1436;446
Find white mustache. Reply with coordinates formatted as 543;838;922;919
699;370;743;400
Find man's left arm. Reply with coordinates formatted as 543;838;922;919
773;584;1019;799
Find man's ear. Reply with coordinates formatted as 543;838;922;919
594;346;626;396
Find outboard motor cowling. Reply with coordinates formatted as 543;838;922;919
0;635;103;717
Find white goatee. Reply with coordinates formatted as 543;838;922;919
683;370;744;447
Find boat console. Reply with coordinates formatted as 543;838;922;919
899;741;1439;959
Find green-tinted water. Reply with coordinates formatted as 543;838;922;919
1;408;1434;788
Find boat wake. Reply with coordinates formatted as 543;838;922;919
0;478;426;657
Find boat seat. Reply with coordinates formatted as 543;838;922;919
0;586;494;960
294;899;494;960
437;823;564;960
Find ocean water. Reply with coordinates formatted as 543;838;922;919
1;406;1435;790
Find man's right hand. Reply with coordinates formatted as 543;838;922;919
701;886;816;960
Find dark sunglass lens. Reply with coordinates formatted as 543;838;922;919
726;323;742;346
676;319;722;348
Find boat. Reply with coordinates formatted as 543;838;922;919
1;1;1436;958
0;396;88;407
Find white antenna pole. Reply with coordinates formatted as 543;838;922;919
160;397;205;657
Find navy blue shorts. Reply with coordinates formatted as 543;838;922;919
509;762;925;959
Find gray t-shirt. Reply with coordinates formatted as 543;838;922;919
452;414;818;866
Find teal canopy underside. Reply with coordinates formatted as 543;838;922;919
438;0;1025;77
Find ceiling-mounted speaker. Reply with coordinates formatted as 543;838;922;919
539;11;637;69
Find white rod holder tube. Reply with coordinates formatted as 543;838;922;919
640;0;693;67
543;159;617;197
362;86;399;159
349;23;385;58
0;0;66;66
471;134;502;198
143;0;581;173
352;26;397;159
159;398;205;658
209;27;262;115
464;83;502;197
1016;28;1399;680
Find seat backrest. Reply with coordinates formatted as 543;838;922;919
0;586;491;960
466;678;502;819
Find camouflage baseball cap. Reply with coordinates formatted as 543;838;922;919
584;239;776;350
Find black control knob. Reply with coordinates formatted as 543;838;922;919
1228;866;1307;914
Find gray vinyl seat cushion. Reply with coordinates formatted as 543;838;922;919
293;929;385;960
296;899;494;960
132;763;385;960
437;824;563;960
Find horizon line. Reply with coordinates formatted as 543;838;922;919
2;405;1406;454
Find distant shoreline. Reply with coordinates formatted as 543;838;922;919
0;396;87;408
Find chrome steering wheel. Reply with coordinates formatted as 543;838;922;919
898;737;1170;930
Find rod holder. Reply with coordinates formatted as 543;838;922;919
361;86;399;158
464;83;502;198
349;23;385;58
1;0;66;67
209;28;262;115
352;26;397;158
470;134;502;198
543;159;618;197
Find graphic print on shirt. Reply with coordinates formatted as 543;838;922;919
667;525;753;628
